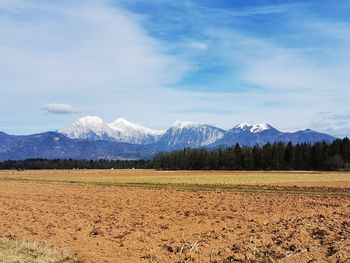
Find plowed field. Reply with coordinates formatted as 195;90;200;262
0;170;349;262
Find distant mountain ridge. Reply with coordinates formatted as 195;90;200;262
211;123;334;147
58;116;334;147
0;132;155;161
0;117;337;161
59;116;163;144
155;121;225;150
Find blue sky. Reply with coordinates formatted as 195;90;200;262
1;0;350;137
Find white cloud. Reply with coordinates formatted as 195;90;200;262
0;0;189;96
42;103;80;114
205;26;350;95
0;0;192;133
311;112;350;138
187;42;208;51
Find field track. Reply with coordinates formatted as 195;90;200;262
0;170;350;262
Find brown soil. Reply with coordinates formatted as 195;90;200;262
0;181;349;262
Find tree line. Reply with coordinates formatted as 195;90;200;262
155;138;350;171
0;138;349;171
0;159;151;170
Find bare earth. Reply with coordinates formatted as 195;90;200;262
0;171;350;262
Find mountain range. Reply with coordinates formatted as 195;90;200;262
0;116;336;161
59;116;162;144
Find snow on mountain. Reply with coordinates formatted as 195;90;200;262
59;116;163;144
211;123;334;147
232;123;273;133
171;120;199;130
59;116;118;141
110;118;163;135
156;121;225;149
1;120;337;160
58;117;336;150
250;123;273;133
234;122;252;130
109;118;163;144
211;122;282;147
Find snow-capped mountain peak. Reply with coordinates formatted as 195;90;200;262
303;129;314;132
109;117;163;136
111;117;140;127
234;122;252;130
59;116;115;140
171;120;199;129
110;117;141;131
75;116;104;126
232;122;273;133
59;116;163;144
159;121;225;148
250;123;272;133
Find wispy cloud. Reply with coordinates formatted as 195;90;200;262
186;41;208;51
316;112;350;121
0;0;189;95
42;103;80;115
0;0;190;133
311;112;350;138
0;0;349;137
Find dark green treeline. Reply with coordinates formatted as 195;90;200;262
0;159;151;170
1;138;349;171
155;138;350;171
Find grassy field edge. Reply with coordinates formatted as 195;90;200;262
0;237;83;263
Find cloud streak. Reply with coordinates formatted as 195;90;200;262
311;112;350;138
42;103;80;115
